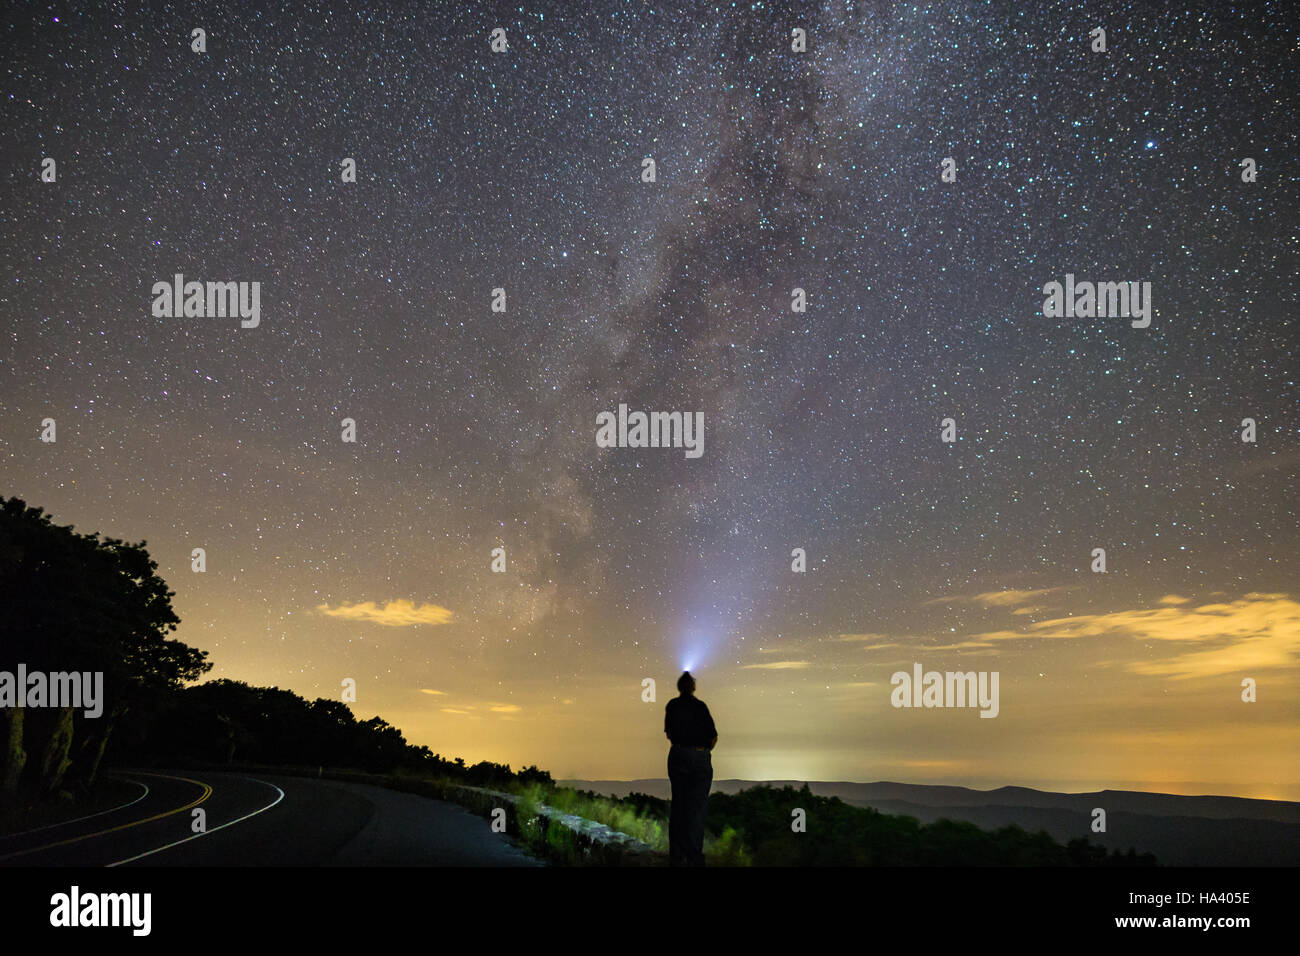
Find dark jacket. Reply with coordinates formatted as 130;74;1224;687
664;694;717;748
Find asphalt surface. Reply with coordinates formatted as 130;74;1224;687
0;771;543;867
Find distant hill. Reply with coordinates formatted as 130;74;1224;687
559;779;1300;866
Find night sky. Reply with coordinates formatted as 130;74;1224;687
3;1;1297;798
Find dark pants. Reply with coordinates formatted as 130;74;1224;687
668;745;712;866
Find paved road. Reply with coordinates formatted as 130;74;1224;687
0;771;542;867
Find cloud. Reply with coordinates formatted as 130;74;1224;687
962;592;1300;680
925;588;1065;609
973;589;1063;608
834;635;903;653
433;699;522;715
317;599;453;627
742;660;811;670
419;688;446;696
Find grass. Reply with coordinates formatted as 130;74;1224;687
512;782;667;851
506;781;751;865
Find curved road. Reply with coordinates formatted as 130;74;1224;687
0;771;542;867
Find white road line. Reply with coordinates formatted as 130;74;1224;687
0;777;150;840
106;776;286;867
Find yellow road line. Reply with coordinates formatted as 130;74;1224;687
109;776;286;866
0;773;211;862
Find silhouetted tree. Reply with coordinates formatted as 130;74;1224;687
701;785;1157;866
0;498;210;804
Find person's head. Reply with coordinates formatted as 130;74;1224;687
677;671;696;696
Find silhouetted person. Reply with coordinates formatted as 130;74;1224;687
665;671;717;866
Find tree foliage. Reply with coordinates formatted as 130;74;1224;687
700;785;1157;866
114;677;553;790
0;497;211;803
